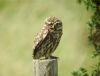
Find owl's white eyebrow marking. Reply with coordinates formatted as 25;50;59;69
47;22;52;24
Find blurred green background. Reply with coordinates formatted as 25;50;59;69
0;0;97;76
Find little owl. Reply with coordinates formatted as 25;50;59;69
32;16;63;59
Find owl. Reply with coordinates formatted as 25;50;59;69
32;16;63;59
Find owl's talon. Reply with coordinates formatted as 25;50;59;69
45;55;56;59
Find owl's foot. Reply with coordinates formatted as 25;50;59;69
45;55;51;59
45;55;57;59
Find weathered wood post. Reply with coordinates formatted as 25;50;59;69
33;57;58;76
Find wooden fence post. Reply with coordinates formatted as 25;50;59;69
33;57;58;76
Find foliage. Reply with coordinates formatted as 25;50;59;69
77;0;96;10
91;62;100;76
72;68;89;76
72;0;100;76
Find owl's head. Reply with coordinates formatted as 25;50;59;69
44;16;62;31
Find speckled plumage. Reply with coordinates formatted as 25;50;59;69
32;16;63;59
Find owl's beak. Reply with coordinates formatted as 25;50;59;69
52;25;54;28
49;26;54;32
49;29;54;32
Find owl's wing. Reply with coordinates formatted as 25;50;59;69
32;28;49;58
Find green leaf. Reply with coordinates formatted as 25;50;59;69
80;68;87;73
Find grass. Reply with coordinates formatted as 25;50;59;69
0;0;97;76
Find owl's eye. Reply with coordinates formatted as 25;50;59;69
56;23;59;26
50;25;54;29
55;23;61;28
